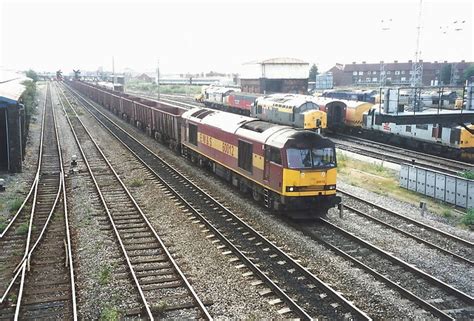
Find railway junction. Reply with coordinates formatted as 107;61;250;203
0;80;472;320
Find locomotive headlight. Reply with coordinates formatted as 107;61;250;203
289;187;294;192
328;185;336;190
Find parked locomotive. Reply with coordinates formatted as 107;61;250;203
69;81;341;216
198;86;326;130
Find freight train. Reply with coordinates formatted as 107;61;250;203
197;86;326;130
68;81;341;216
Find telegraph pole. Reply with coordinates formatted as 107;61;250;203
157;59;160;100
112;56;115;85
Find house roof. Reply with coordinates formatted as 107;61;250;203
0;76;30;105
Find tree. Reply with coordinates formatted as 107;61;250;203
309;64;319;80
25;69;38;82
439;64;452;85
462;64;474;83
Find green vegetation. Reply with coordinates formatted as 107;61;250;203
309;64;319;80
98;264;112;285
25;69;39;82
440;64;452;85
20;79;38;137
462;209;474;229
130;178;144;187
0;217;7;233
9;198;23;213
15;222;30;235
151;301;168;315
462;64;474;83
442;209;452;218
460;170;474;180
100;306;120;321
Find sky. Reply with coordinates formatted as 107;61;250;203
1;0;473;75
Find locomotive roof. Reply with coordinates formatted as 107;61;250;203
182;107;329;149
256;94;319;108
205;86;240;95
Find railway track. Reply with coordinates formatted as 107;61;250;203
0;83;77;320
331;134;474;175
302;219;473;320
338;189;474;265
56;84;211;319
63;83;371;320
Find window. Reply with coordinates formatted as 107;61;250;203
401;70;405;74
358;71;364;75
387;71;391;75
406;125;411;132
189;124;198;145
401;77;406;81
395;70;400;75
286;148;336;169
267;147;282;165
366;77;371;82
256;104;262;114
386;77;392;81
416;124;429;130
353;71;358;75
367;71;371;75
373;71;377;75
238;140;253;172
372;77;377;82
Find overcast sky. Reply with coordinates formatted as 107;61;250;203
1;0;472;75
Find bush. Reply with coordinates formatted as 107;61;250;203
99;264;112;285
460;170;474;180
0;217;7;233
462;209;474;229
16;222;30;235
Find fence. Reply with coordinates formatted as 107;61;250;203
399;163;473;209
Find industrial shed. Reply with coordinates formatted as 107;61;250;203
0;76;29;172
240;58;309;94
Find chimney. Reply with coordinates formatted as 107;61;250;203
352;62;356;64
408;60;412;63
362;61;366;64
434;61;438;64
419;59;423;63
461;60;465;63
444;60;448;63
380;60;384;64
394;60;398;63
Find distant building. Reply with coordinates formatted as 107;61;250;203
315;72;333;89
329;60;473;87
240;58;309;94
136;73;154;83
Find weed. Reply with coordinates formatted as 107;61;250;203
9;198;23;213
99;306;119;321
130;178;144;188
460;170;474;180
8;294;17;302
15;222;30;235
442;209;452;218
98;264;112;285
151;301;168;315
0;217;6;233
461;209;474;229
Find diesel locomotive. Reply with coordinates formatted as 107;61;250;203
69;81;341;216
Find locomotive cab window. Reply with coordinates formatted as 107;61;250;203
189;124;198;145
265;146;282;165
287;147;336;169
238;140;253;172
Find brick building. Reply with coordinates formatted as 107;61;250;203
329;60;473;87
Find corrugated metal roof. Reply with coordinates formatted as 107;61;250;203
244;57;308;65
0;77;29;105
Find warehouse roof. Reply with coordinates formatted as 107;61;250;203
244;57;308;65
0;78;29;105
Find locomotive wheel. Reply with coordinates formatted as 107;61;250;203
252;188;261;202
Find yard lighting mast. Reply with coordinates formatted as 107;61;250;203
157;59;160;100
410;0;423;87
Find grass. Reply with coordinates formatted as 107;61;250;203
15;222;30;235
126;80;202;95
9;198;23;213
336;152;462;219
98;264;112;285
99;306;120;321
130;178;144;188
